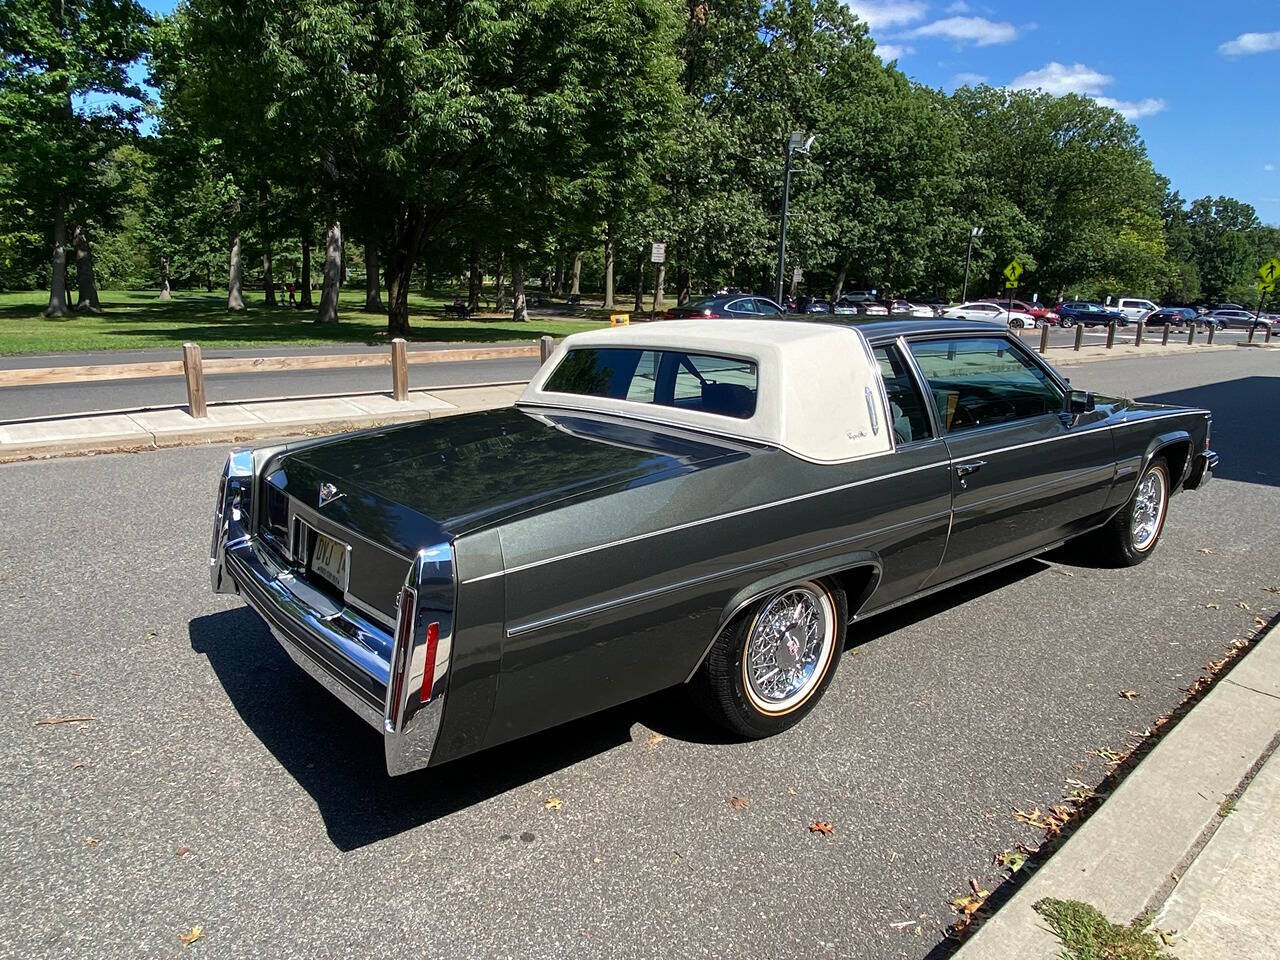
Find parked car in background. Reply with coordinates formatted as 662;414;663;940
1204;309;1264;330
209;317;1217;775
1144;307;1199;328
833;296;888;316
1053;302;1128;328
979;298;1060;325
917;297;950;316
1116;298;1159;322
793;296;833;314
888;300;935;318
664;295;785;319
943;301;1038;328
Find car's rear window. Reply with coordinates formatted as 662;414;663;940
543;347;759;419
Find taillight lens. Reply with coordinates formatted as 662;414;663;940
419;622;441;703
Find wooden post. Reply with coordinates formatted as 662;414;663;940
1135;319;1145;347
539;335;555;364
1105;321;1116;349
1267;325;1274;344
1207;322;1216;345
1074;324;1084;351
1162;322;1171;346
182;342;206;419
1187;323;1196;346
1248;324;1256;343
391;338;408;401
1039;323;1050;354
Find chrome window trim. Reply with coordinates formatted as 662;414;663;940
461;458;950;584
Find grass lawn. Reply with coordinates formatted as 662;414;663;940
0;288;610;356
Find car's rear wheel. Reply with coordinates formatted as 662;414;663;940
1084;457;1170;566
1059;317;1075;328
692;579;847;738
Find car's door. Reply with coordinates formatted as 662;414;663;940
905;335;1116;586
726;297;758;318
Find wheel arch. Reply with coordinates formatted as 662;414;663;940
683;551;882;683
1144;431;1193;492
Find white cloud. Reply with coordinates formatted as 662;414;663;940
951;71;988;87
876;43;915;62
1266;164;1276;172
1219;31;1280;56
906;16;1017;46
1011;61;1110;96
1095;97;1167;120
1011;61;1166;120
945;1;971;11
844;1;927;28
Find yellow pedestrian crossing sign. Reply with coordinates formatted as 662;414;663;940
1261;279;1276;294
1003;260;1023;284
1261;257;1280;285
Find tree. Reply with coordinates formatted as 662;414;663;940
0;0;150;315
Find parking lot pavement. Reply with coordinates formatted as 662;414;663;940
0;350;1276;959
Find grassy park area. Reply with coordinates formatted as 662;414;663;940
0;289;607;356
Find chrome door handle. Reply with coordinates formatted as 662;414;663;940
955;460;987;477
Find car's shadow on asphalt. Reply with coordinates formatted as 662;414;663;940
189;607;730;850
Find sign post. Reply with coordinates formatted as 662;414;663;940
649;244;666;321
1003;260;1023;325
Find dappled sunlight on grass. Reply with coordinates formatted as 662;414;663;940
0;289;605;355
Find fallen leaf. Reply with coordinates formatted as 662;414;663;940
1198;547;1213;554
726;795;750;811
175;846;193;858
145;631;157;641
1204;603;1220;610
34;715;96;726
786;787;797;796
1056;569;1075;577
84;837;100;846
995;849;1027;872
1238;602;1250;611
888;920;918;930
544;797;563;811
1118;689;1140;700
178;926;204;946
1095;747;1125;763
1157;928;1178;947
643;732;666;750
950;895;984;916
808;820;835;835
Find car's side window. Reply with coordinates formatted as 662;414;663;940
754;298;782;316
907;337;1064;433
729;298;757;315
872;345;933;444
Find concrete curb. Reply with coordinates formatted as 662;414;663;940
0;383;526;464
1044;343;1237;367
955;622;1280;958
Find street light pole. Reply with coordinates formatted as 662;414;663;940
776;131;814;308
961;225;982;303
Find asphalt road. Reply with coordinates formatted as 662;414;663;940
1;350;1276;959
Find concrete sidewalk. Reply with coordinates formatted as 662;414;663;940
0;382;526;462
956;621;1280;959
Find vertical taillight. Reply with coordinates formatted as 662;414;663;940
388;585;417;730
419;622;441;704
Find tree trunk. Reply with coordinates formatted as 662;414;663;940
299;233;314;308
677;264;690;305
651;261;666;317
227;233;246;311
317;222;342;324
384;209;429;338
831;258;850;303
72;223;102;313
44;196;70;317
494;251;506;312
467;242;481;313
552;254;564;296
263;240;276;307
634;251;644;312
204;265;212;292
159;257;171;300
603;227;614;309
570;251;583;296
364;241;384;312
512;259;528;322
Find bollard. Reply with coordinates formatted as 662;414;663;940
1073;323;1084;351
1161;322;1171;346
1105;321;1116;349
1268;325;1274;344
1039;323;1050;355
1135;319;1145;347
390;338;408;401
539;335;555;364
1187;323;1195;346
1207;322;1216;345
182;342;207;419
1248;324;1256;343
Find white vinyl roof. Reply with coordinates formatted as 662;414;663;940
518;319;894;464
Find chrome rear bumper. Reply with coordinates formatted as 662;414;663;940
209;453;454;776
1184;449;1218;490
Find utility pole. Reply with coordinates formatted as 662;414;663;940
961;225;983;303
776;131;815;307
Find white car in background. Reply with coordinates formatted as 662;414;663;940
1116;298;1158;322
942;301;1039;328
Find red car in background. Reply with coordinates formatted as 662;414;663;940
979;298;1060;325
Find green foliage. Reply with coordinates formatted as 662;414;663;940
1033;898;1177;960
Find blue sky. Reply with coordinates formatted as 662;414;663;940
847;0;1279;223
129;0;1277;223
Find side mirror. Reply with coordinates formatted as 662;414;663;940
1068;389;1095;414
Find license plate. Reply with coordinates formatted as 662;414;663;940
309;531;349;590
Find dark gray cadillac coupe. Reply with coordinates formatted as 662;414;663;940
210;318;1217;775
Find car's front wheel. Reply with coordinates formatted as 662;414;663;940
692;579;847;738
1085;457;1171;566
1059;317;1075;328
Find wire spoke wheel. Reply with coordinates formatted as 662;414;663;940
741;581;836;715
1130;465;1168;552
